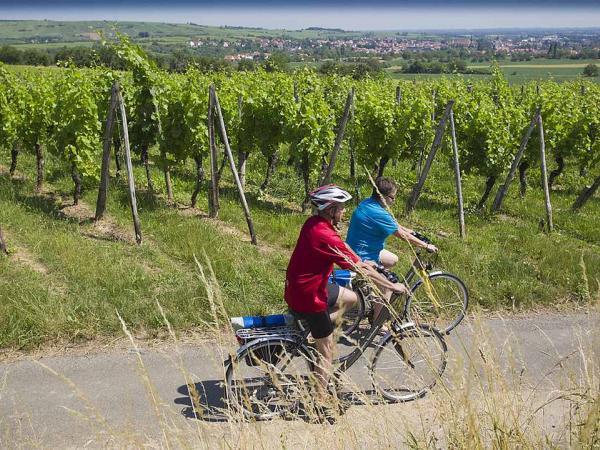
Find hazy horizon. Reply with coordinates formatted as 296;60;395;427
1;2;600;31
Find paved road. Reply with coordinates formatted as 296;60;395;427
0;313;597;448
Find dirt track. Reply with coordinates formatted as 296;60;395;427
0;312;597;448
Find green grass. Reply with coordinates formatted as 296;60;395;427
0;142;599;349
0;152;288;349
10;41;98;49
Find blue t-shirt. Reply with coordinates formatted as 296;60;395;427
346;197;398;262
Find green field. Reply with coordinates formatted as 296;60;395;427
384;55;600;80
471;58;599;82
1;40;599;351
0;19;416;47
384;57;600;83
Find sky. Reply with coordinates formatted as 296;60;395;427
1;1;600;30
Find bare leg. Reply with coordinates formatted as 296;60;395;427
372;284;393;324
329;287;358;323
373;250;398;323
379;249;399;269
314;334;334;398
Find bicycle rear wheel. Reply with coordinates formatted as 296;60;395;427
225;339;315;420
338;288;365;335
370;323;447;402
405;271;469;334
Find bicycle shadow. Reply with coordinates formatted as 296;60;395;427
174;379;230;422
174;329;409;423
175;373;393;424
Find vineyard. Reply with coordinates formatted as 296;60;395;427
1;37;599;348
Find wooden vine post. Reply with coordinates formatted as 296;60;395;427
416;89;438;178
491;107;541;212
207;84;219;218
212;89;258;245
117;87;143;244
237;94;247;190
157;121;173;205
449;109;466;239
538;113;553;233
94;82;142;244
0;226;8;255
406;101;454;214
348;94;359;205
321;88;355;186
95;82;119;221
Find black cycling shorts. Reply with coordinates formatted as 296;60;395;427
291;284;340;339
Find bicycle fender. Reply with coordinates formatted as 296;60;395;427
408;270;446;293
234;336;306;359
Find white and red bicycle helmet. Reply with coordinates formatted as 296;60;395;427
309;184;352;211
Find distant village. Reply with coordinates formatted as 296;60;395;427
186;32;600;61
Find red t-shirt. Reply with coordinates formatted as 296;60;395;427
285;215;360;313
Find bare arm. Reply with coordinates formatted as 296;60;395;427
393;228;438;253
357;261;407;293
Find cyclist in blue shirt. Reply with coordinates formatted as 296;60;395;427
346;177;437;319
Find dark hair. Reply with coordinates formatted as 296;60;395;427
372;177;397;198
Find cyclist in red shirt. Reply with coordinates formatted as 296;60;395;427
285;185;406;401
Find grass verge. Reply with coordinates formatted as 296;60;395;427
0;143;598;349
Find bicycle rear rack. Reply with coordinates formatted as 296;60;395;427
235;326;304;343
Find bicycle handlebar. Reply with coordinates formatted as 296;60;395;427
375;264;400;283
411;231;432;245
411;231;438;254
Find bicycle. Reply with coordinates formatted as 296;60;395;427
224;291;448;420
334;232;469;338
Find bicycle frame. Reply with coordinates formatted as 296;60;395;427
333;291;408;373
333;251;434;371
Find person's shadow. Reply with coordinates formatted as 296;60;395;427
174;379;229;422
175;375;388;424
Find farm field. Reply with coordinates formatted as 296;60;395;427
386;57;600;82
471;58;600;82
0;19;422;46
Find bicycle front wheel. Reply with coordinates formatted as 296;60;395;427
405;271;469;334
370;323;447;402
225;339;315;420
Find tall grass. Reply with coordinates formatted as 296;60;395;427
8;255;596;448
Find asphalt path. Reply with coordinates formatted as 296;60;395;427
0;312;597;448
